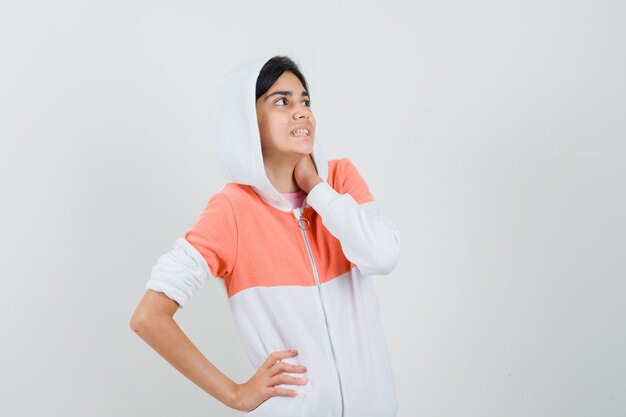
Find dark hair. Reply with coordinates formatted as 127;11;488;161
255;56;309;101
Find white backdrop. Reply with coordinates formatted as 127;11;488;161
1;1;625;416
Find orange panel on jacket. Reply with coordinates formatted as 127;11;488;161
184;158;375;298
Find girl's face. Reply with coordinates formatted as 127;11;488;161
256;71;316;161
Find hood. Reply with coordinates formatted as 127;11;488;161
206;53;328;213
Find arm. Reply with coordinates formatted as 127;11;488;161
306;181;400;275
129;290;239;409
132;236;307;412
130;290;308;412
130;237;240;408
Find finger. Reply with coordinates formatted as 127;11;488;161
267;386;299;398
269;374;308;387
261;349;298;370
269;360;307;376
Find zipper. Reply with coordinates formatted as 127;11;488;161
294;205;345;417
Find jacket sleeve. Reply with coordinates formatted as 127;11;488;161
305;158;400;276
145;193;238;309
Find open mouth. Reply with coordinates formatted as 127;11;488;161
290;128;310;137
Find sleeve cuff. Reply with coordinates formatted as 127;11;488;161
305;181;343;215
144;237;211;310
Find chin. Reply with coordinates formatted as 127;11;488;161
291;150;312;158
291;142;314;154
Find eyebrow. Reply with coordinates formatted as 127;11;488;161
265;90;309;101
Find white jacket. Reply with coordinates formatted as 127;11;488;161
146;54;401;417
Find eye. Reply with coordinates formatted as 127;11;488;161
275;97;311;107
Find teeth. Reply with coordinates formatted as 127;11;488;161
291;129;309;136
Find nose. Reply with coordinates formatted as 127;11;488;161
293;106;311;120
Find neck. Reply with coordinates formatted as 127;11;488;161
263;154;302;193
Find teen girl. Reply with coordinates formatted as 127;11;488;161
130;54;401;417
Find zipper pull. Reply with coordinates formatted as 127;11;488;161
297;208;310;230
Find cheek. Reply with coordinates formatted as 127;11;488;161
264;112;288;137
265;120;287;141
273;118;288;133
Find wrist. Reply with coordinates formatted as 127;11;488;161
304;176;323;193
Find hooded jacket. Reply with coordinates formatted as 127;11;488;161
145;54;401;417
